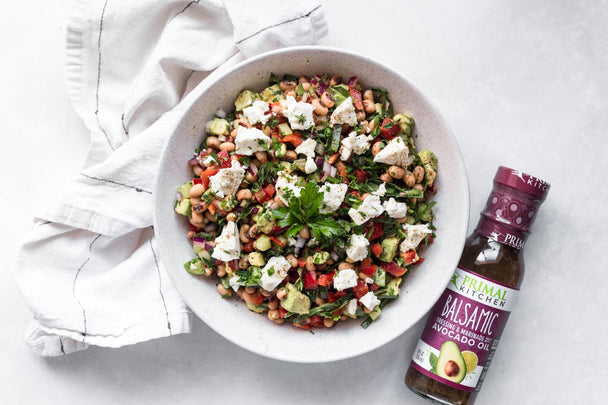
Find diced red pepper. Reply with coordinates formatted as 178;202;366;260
268;236;285;246
192;178;203;185
371;243;383;258
317;271;335;287
401;250;418;266
382;261;408;277
279;305;288;318
243;242;254;253
348;87;364;111
327;290;347;303
354;168;368;182
369;283;380;291
217;150;231;168
294;322;312;330
359;258;378;277
228;260;237;271
303;270;318;290
367;222;384;241
297;257;307;268
353;280;369;300
250;291;264;306
380;117;400;139
200;165;220;189
309;315;324;328
255;183;276;203
282;134;303;147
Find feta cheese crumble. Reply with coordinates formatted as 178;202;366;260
372;182;387;197
304;156;317;174
348;195;385;226
383;197;407;218
295;138;317;158
229;275;245;292
209;160;246;197
275;170;302;206
211;221;241;261
242;100;270;125
373;136;412;167
399;224;433;252
330;96;357;127
235;126;271;155
319;182;348;213
281;95;315;130
333;269;358;291
345;298;358;316
260;256;291;291
359;291;381;311
346;233;370;262
340;131;373;161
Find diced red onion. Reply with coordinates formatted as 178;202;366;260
188;157;199;166
176;192;183;202
191;237;214;251
329;165;337;177
347;76;358;86
294;236;307;256
226;136;233;143
315;157;325;166
248;163;259;175
316;81;328;96
310;77;318;86
251;207;260;215
322;161;332;177
330;251;339;261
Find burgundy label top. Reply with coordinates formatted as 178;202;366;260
476;166;550;249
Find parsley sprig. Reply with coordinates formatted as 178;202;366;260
272;182;343;240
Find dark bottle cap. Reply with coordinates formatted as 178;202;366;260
476;166;550;249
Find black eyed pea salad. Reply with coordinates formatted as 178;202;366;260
174;73;438;330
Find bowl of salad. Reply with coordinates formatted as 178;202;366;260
154;46;469;363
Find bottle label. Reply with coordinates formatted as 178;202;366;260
410;267;519;392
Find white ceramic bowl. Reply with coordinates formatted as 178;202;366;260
154;46;469;363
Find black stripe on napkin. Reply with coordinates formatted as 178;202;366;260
237;5;322;45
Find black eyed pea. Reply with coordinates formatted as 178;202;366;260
284;150;298;161
298;224;310;239
242;291;253;304
239;224;251;243
323;318;335;328
413;184;424;192
279;80;296;91
216;264;227;277
302;82;311;92
267;299;279;310
219;142;235;152
238;256;248;270
286;254;298;268
226;212;237;222
371;141;384;156
273;318;285;325
413;165;425;184
238;117;251;129
236;189;253;201
192;165;203;176
260;289;274;297
187;230;196;241
338;262;355;271
189;211;205;228
254;151;268;163
397;216;409;224
388;165;406;180
379;173;393;183
217;284;232;297
273;195;285;207
321;92;335;108
404;172;416;188
206;136;220;149
356;111;366;121
276;287;287;301
363;99;376;114
305;256;316;272
329;75;342;86
315;297;326;306
245;172;258;183
284;89;296;98
363;89;374;102
262;125;272;136
312;99;328;116
298;76;309;85
231;128;238;138
189;183;205;198
204;211;217;223
268;309;281;321
245;286;256;294
247;224;260;239
359;272;369;281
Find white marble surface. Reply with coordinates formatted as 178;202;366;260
1;0;606;403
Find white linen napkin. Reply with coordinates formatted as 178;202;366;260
14;0;327;356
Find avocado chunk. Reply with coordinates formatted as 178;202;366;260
328;84;350;107
235;90;257;111
177;181;193;199
418;149;438;186
277;122;293;136
385;277;402;296
436;340;467;383
312;251;330;264
206;118;229;136
393;113;415;137
259;84;284;103
254;209;276;234
174;198;192;216
248;251;266;267
379;237;399;262
280;283;310;314
254;235;271;252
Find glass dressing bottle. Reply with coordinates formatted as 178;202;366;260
404;166;550;404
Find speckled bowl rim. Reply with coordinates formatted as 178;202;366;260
154;46;469;363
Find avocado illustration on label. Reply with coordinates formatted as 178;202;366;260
436;341;467;383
